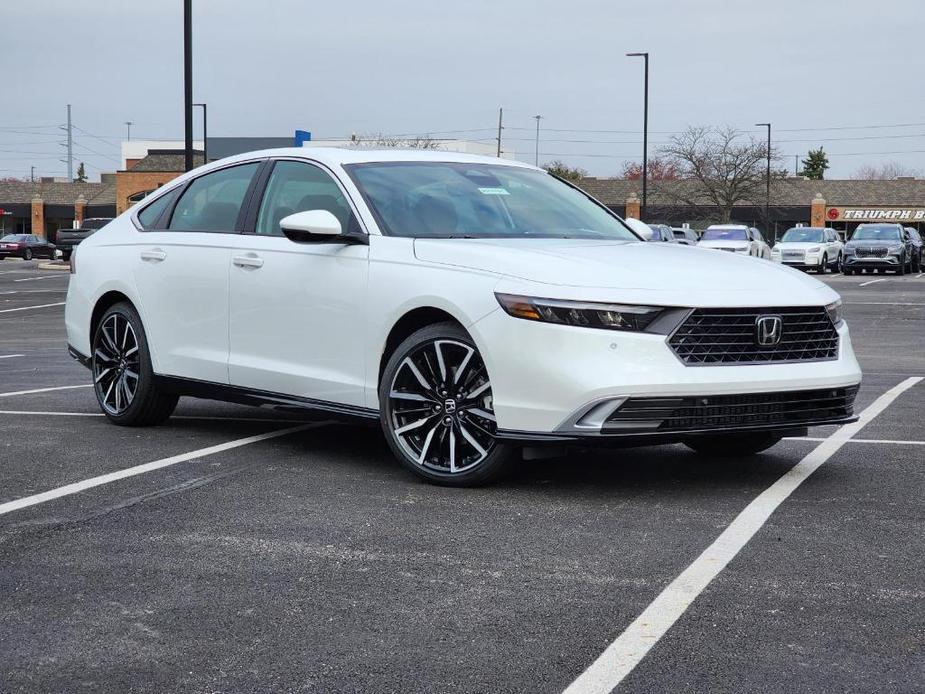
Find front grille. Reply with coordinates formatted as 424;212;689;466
855;247;888;258
668;307;839;365
782;250;804;261
605;386;858;433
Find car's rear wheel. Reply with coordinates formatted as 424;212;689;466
23;249;33;261
61;250;72;261
683;432;783;456
379;322;513;486
92;302;177;426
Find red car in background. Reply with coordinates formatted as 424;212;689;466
0;234;56;261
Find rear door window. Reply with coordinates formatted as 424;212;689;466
168;163;260;232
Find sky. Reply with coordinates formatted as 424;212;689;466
3;0;924;182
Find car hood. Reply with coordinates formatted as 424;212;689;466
413;238;836;307
774;242;826;250
697;240;750;249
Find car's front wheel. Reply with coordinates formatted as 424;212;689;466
92;302;178;426
23;249;33;261
683;432;783;456
379;322;513;486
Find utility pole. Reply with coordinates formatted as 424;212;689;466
183;0;194;171
194;103;207;163
626;53;649;221
756;122;771;227
496;107;503;158
533;115;543;166
794;154;798;176
65;104;73;181
30;166;35;182
125;121;133;141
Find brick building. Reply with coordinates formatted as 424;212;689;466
115;149;204;214
0;178;116;242
578;177;925;241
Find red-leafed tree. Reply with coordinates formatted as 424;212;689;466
621;157;681;181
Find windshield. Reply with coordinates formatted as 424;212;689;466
702;228;747;241
851;225;902;241
781;228;824;243
344;162;638;240
0;234;27;242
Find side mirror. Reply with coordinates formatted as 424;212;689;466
280;209;367;245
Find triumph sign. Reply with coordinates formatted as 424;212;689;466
826;206;925;222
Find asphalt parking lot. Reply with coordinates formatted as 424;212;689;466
0;259;922;693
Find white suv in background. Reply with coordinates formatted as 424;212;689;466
698;224;771;259
771;227;844;273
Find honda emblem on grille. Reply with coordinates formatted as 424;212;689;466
755;315;783;346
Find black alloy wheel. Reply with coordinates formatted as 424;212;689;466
380;322;513;486
91;303;177;425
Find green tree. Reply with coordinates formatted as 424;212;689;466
75;162;87;182
542;160;588;184
800;148;829;180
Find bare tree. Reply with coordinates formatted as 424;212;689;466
658;126;785;223
851;161;921;180
350;132;442;150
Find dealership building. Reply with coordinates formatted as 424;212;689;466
578;177;925;240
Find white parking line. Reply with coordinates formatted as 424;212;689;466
0;423;316;517
0;302;65;314
13;275;66;283
788;436;925;446
0;354;24;360
0;384;91;397
858;279;886;287
849;302;925;306
562;376;922;694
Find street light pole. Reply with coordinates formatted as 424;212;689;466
755;122;771;230
124;121;133;141
626;52;649;221
533;115;542;166
183;0;194;171
194;103;207;163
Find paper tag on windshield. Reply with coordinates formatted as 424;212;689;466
478;187;510;195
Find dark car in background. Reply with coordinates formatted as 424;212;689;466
903;227;923;272
672;227;699;245
842;223;917;275
0;234;56;261
56;217;114;261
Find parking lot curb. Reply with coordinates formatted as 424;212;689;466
37;262;70;272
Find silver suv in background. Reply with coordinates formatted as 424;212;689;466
672;227;699;245
770;227;844;273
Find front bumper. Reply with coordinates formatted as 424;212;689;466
471;308;862;435
843;255;901;269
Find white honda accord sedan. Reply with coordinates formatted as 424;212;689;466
65;148;862;485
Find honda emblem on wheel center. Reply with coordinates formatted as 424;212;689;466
755;315;783;347
444;399;457;414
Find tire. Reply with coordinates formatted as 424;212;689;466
379;322;513;486
683;432;783;456
897;258;906;275
834;253;843;273
23;249;33;261
818;254;828;274
91;302;178;426
62;250;72;261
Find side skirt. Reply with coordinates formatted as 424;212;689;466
153;375;380;424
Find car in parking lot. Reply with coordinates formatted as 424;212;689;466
770;226;843;273
0;233;56;260
56;217;114;261
698;224;771;258
646;224;678;243
672;227;699;245
842;223;918;275
65;148;862;486
903;227;923;271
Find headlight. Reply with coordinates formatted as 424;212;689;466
495;293;663;331
843;246;855;255
888;244;903;255
825;299;843;326
807;246;821;253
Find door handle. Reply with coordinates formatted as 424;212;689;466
140;249;167;262
232;254;264;269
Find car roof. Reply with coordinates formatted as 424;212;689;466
705;224;749;229
209;147;537;169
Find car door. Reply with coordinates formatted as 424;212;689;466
131;161;262;384
227;158;370;407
